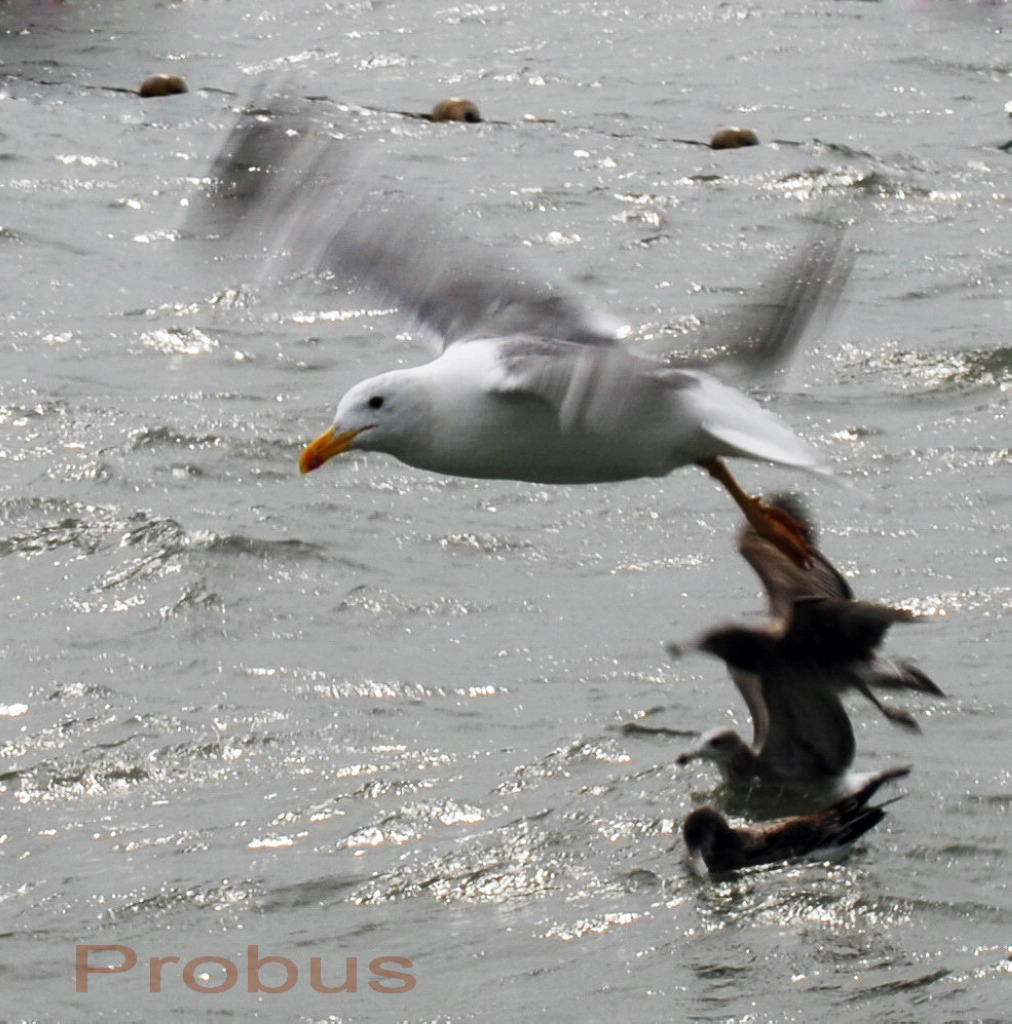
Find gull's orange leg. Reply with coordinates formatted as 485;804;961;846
697;456;813;569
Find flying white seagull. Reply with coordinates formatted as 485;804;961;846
197;97;853;567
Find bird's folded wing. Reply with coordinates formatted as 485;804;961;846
689;372;826;470
488;343;829;474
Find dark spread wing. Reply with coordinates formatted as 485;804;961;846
785;596;915;660
728;668;770;751
739;528;853;623
758;667;856;782
190;95;622;351
832;600;917;652
861;658;944;696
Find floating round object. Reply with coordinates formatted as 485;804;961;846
138;74;188;98
429;97;482;123
709;126;759;150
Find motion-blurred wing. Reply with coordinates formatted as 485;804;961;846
191;97;623;351
665;216;853;379
739;525;853;623
759;669;856;782
728;668;770;751
786;596;915;659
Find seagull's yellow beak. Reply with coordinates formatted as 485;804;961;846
299;427;364;474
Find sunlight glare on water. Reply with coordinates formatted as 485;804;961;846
1;0;1009;1020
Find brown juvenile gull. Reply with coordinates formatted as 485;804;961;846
694;496;943;729
196;97;853;568
671;498;941;790
736;492;854;615
682;767;908;874
739;495;938;707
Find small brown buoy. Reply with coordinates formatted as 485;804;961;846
138;74;188;99
709;126;759;150
428;96;482;123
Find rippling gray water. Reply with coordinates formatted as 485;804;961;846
1;1;1009;1021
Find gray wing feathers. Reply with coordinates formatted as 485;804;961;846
192;100;622;350
738;528;854;621
692;373;825;469
488;340;675;434
729;668;770;751
665;216;854;379
760;672;856;781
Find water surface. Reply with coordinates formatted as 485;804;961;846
1;1;1009;1020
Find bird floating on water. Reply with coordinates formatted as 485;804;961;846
197;95;853;568
682;766;908;874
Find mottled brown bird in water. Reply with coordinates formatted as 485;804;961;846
682;766;908;874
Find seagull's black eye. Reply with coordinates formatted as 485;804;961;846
368;395;384;410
